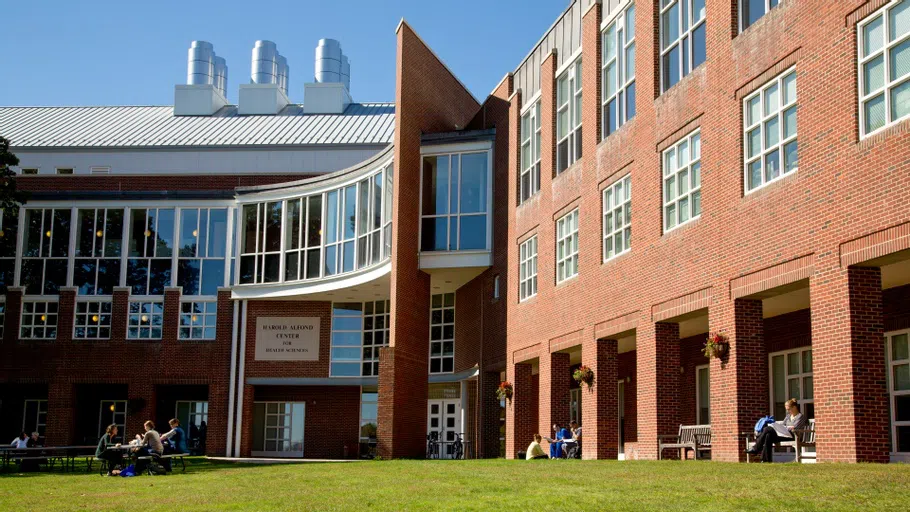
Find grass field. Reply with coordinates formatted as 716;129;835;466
1;457;909;511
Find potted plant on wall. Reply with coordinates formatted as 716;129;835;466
496;381;513;403
703;332;729;359
573;365;595;389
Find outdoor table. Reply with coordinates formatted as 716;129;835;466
1;445;97;472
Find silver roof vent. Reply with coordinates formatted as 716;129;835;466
304;39;351;114
315;38;343;84
175;40;228;116
251;40;288;96
341;54;350;93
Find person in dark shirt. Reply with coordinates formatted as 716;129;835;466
96;424;123;476
746;399;808;462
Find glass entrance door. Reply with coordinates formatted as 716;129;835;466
886;330;910;461
176;401;209;454
427;399;461;459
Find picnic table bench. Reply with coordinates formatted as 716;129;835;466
1;445;97;472
658;424;712;460
743;419;816;463
135;452;190;475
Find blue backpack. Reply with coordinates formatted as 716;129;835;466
754;415;775;433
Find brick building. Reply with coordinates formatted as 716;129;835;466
2;0;910;464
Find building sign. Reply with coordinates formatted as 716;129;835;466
255;317;321;361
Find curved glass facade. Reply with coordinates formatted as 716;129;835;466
237;161;393;286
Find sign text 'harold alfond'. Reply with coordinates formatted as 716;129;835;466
255;317;320;361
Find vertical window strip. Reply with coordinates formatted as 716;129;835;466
520;101;542;203
659;0;707;93
177;207;228;296
602;3;637;138
556;59;583;174
519;236;538;301
602;175;632;261
74;208;124;297
858;0;910;137
362;300;390;376
556;209;580;283
430;293;455;374
21;208;72;295
663;129;702;232
743;69;798;191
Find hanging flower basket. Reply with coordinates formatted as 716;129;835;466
573;365;595;389
703;332;729;359
496;381;513;403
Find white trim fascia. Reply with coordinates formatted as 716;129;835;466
419;141;492;156
231;260;391;300
419;251;492;270
520;91;542;115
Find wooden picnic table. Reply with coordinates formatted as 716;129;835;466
1;445;98;472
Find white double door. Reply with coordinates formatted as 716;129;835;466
427;399;461;459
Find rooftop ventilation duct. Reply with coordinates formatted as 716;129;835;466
239;40;290;115
305;39;352;114
175;40;228;116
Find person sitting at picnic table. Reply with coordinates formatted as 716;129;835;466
96;424;124;476
563;421;582;459
131;420;163;473
27;432;40;448
746;398;808;462
10;432;28;449
543;424;573;458
159;418;187;472
525;434;548;460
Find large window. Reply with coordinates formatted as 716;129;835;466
99;400;126;441
175;401;208;454
744;69;798;192
128;300;164;340
696;365;710;424
252;402;305;456
858;0;910;137
330;300;390;377
556;209;579;283
556;59;583;174
20;300;58;339
73;300;112;340
430;293;455;374
519;236;538;302
23;399;47;441
360;390;378;443
421;152;489;252
74;208;123;296
0;208;19;292
520;101;542;202
886;330;910;455
179;300;217;340
603;175;631;261
178;208;227;296
239;162;392;285
663;129;702;232
602;3;636;138
659;0;706;92
770;347;813;420
21;208;71;295
127;208;174;295
740;0;779;32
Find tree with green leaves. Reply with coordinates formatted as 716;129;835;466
0;136;26;210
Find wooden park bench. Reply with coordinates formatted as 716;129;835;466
658;424;712;460
744;419;816;463
136;452;190;475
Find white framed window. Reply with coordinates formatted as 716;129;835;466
519;236;538;302
55;168;74;175
179;300;217;340
602;2;636;138
0;208;17;293
20;300;58;339
21;208;72;295
99;400;127;442
178;208;228;296
74;208;124;296
23;399;48;441
128;300;164;340
569;388;582;425
695;364;710;424
663;129;702;232
556;58;583;174
602;175;631;261
127;208;175;295
740;0;780;33
175;400;208;452
556;209;579;283
74;300;113;340
360;390;379;442
362;300;390;376
286;194;321;282
21;168;38;175
520;101;542;202
886;330;910;456
252;402;305;455
330;300;390;377
769;347;814;420
858;0;910;138
420;152;490;252
430;293;455;374
659;0;706;93
744;68;797;191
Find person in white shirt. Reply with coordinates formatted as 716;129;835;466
10;432;28;449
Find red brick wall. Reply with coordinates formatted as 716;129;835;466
504;0;910;462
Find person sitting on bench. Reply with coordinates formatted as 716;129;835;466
160;418;187;472
544;424;573;459
525;434;548;460
97;424;124;476
10;432;28;449
131;420;163;473
746;399;807;462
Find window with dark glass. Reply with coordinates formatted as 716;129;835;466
429;293;455;374
740;0;779;33
660;0;706;92
421;152;489;252
177;208;227;295
127;208;174;295
0;208;19;293
74;208;123;296
21;208;71;295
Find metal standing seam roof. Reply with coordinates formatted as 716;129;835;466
0;102;395;149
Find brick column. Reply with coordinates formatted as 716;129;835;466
539;351;571;450
163;287;182;343
3;287;24;344
637;321;680;460
811;266;889;462
204;288;234;457
506;362;534;459
581;0;602;149
56;287;77;344
478;370;502;459
581;338;618;459
541;50;557;186
709;298;766;462
111;287;130;342
45;379;74;446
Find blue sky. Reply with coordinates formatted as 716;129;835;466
0;0;566;106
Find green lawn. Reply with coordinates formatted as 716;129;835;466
1;458;909;511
